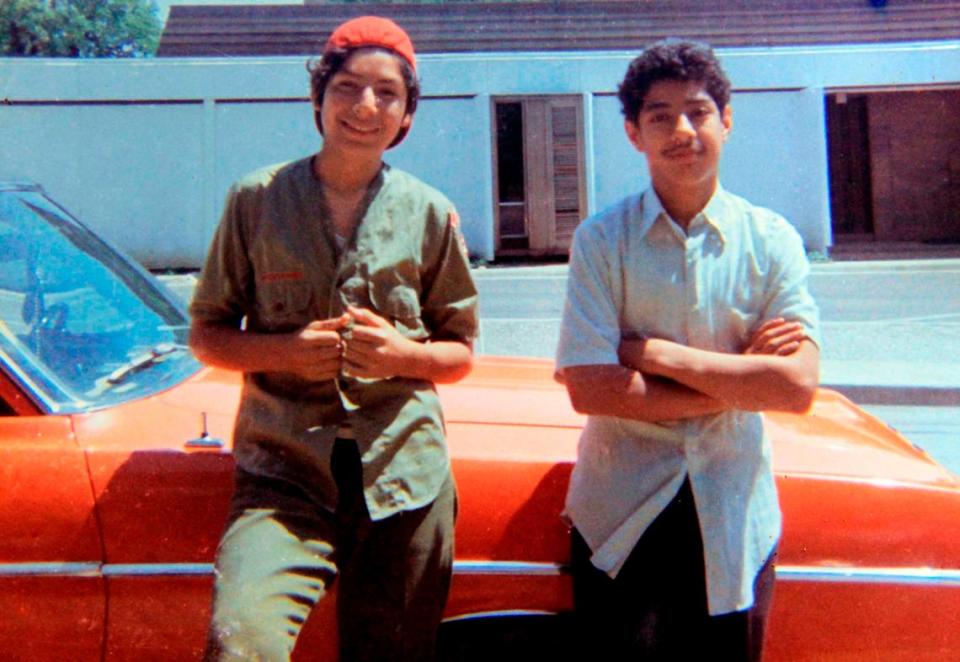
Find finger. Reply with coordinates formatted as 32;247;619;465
342;342;371;363
300;329;344;347
347;305;389;329
305;344;344;360
751;317;786;337
763;328;806;351
749;322;801;351
776;341;801;356
307;314;352;332
747;328;805;355
342;356;377;379
749;318;794;340
348;324;387;346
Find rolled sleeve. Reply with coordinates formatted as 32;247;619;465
189;186;253;328
420;206;479;344
759;222;822;348
556;220;623;374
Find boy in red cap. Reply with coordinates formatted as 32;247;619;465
190;16;478;661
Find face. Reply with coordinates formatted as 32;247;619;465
317;48;412;154
625;79;732;195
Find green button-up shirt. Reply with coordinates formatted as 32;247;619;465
191;157;478;519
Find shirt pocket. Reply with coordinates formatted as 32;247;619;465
722;264;765;350
254;281;313;331
368;283;426;339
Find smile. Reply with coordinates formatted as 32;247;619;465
342;119;380;135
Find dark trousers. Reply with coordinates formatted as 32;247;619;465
571;480;776;661
204;438;456;662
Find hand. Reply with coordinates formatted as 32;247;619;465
341;306;418;379
281;314;350;381
744;317;806;356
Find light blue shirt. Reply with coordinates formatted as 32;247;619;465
556;186;820;615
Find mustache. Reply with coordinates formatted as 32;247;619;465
662;144;700;157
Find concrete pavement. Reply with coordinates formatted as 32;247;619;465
157;257;960;407
808;259;960;406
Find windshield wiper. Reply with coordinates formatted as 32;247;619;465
106;343;189;385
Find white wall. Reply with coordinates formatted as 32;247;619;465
2;41;957;267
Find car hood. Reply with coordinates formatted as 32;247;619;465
95;356;957;490
440;357;959;490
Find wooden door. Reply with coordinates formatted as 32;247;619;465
493;96;586;257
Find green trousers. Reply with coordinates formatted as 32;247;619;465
205;439;456;661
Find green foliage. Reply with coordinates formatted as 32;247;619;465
1;0;161;57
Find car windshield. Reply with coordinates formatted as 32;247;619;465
0;187;199;412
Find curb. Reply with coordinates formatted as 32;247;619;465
810;258;960;274
822;384;960;407
473;257;960;278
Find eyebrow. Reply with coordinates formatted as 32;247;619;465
641;100;672;112
641;98;712;112
337;67;404;86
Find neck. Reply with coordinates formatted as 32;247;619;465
313;147;382;193
652;178;718;229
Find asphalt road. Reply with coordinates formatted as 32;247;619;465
471;261;960;369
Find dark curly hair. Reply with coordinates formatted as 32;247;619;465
306;46;421;148
618;40;731;124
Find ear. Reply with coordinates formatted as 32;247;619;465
721;104;733;141
400;112;413;130
311;91;325;135
624;118;645;154
313;108;325;136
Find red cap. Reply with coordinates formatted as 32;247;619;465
325;16;416;73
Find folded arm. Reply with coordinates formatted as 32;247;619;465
619;334;820;413
563;317;818;421
562;363;730;422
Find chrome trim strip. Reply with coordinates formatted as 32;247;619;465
102;563;214;577
776;565;960;587
0;562;101;577
453;561;566;576
2;561;566;579
4;561;958;588
443;609;560;623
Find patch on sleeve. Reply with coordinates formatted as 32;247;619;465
448;209;469;257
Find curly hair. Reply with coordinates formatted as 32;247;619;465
618;40;731;124
306;46;421;148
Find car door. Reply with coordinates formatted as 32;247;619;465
0;371;105;661
74;371;239;661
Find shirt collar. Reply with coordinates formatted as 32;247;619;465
641;186;730;244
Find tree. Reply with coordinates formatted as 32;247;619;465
1;0;161;57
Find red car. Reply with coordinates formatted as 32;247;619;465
2;180;959;661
